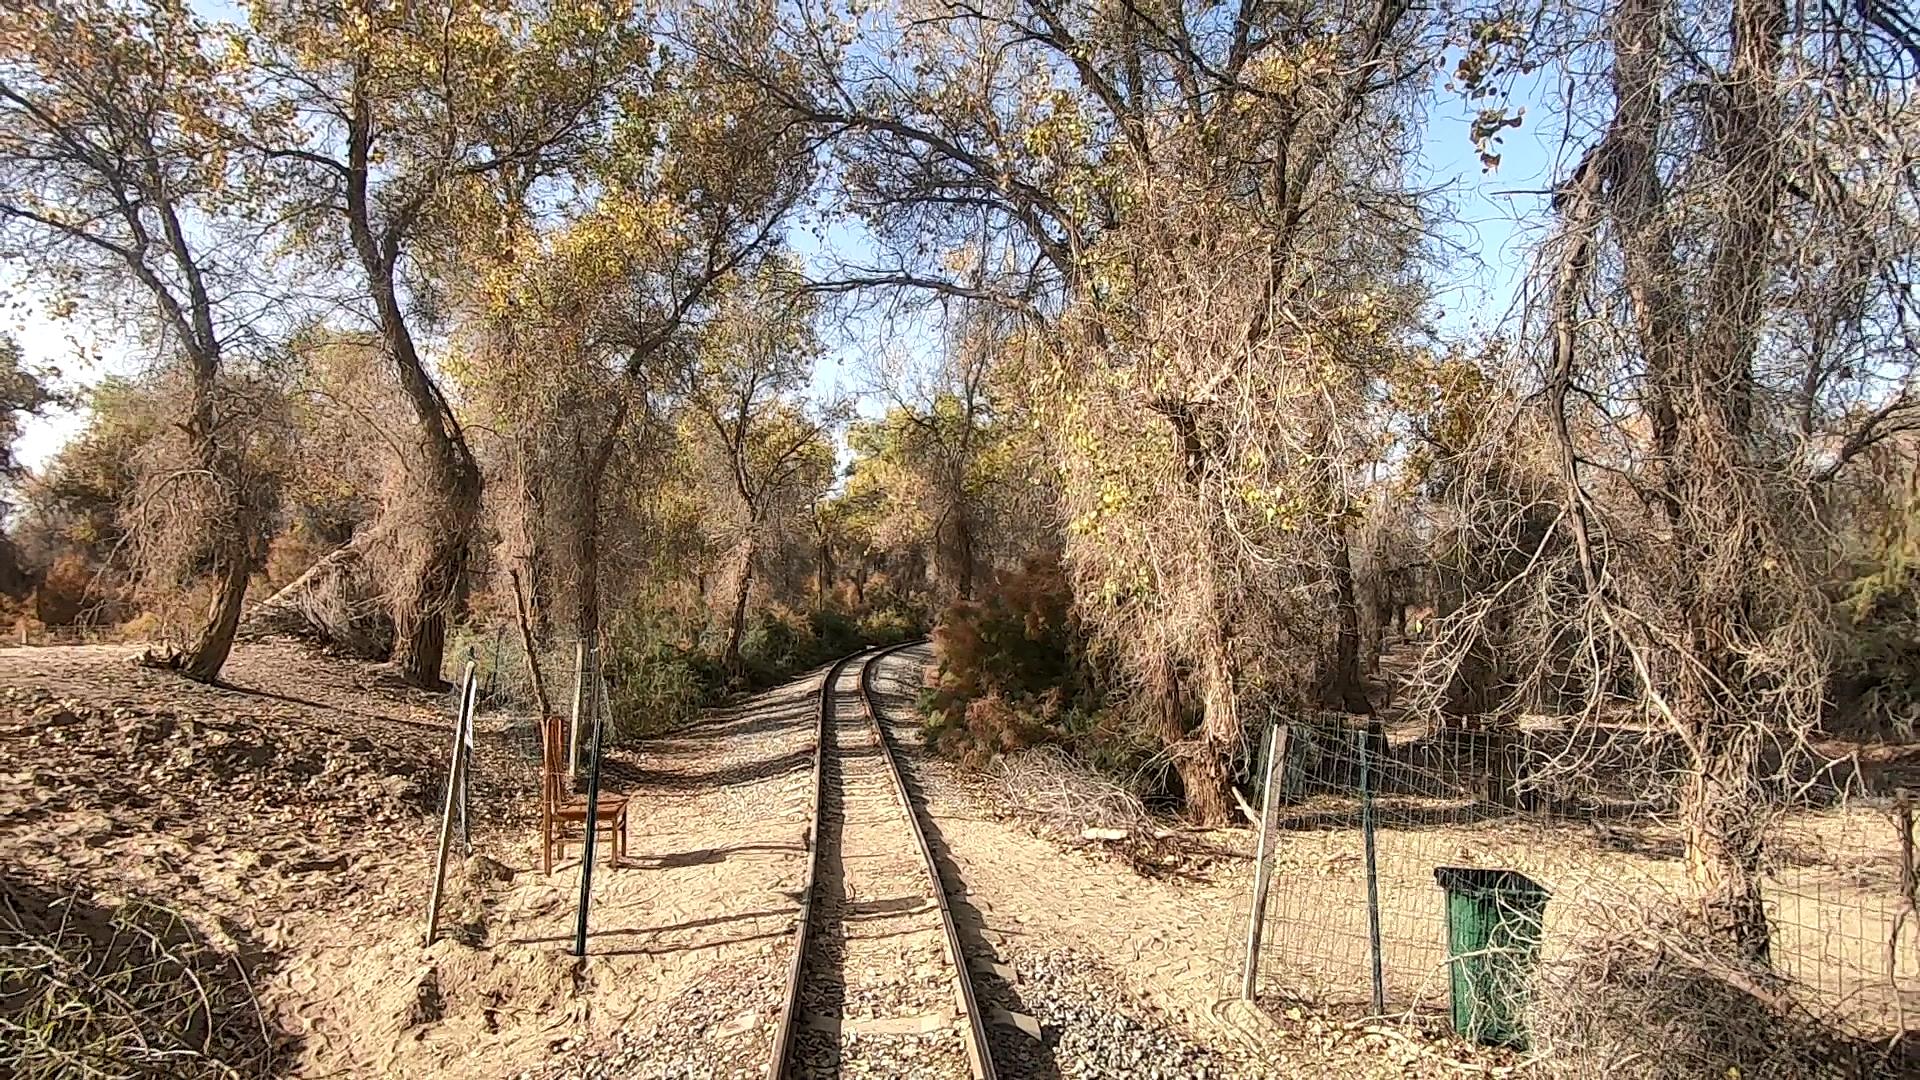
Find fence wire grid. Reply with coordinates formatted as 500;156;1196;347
1229;715;1920;1041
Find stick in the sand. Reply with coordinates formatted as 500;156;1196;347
1241;722;1287;1000
426;660;478;946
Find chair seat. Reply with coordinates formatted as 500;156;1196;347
552;795;628;822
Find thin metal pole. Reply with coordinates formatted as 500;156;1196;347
1241;723;1289;999
426;660;477;946
573;641;608;958
457;666;477;855
1359;724;1386;1015
568;640;586;781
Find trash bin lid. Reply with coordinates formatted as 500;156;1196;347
1433;866;1550;899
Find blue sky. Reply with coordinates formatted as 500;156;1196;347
6;29;1565;470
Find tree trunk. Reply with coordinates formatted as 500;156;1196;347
509;566;554;717
1667;0;1783;961
1323;530;1373;714
723;538;754;675
1148;655;1235;823
161;349;253;683
387;526;462;684
954;511;977;600
570;501;602;651
345;87;481;689
515;433;550;639
1175;642;1239;826
177;550;249;682
1680;719;1771;962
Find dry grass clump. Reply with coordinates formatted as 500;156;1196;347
984;745;1243;877
988;745;1156;839
1526;911;1911;1080
0;873;285;1079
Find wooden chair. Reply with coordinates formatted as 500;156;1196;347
540;713;629;874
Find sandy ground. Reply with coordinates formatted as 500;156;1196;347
11;638;1901;1078
0;641;831;1078
0;639;1508;1078
863;644;1519;1078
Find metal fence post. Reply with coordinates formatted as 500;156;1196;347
1358;722;1385;1014
1241;722;1290;1000
573;645;608;958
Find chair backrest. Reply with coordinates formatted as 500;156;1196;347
539;714;568;812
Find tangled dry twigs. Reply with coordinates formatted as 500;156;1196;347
0;873;284;1079
987;745;1156;839
1525;896;1918;1080
984;746;1239;877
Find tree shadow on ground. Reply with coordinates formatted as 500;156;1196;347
873;708;1064;1079
0;871;299;1078
658;699;817;745
618;747;815;790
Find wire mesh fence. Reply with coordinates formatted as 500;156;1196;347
1231;714;1920;1044
444;626;613;769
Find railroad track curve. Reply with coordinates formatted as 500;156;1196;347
768;642;996;1080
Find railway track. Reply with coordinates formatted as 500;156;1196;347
769;644;996;1080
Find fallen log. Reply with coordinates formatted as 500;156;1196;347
239;539;391;658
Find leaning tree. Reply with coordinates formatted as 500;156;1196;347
244;0;641;685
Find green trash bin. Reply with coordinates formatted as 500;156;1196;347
1433;867;1550;1048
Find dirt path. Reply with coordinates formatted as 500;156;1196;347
0;641;834;1078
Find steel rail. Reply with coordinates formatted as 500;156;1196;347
859;641;996;1080
766;641;995;1080
765;648;864;1080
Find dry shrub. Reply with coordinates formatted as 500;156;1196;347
934;691;1055;767
986;745;1154;839
32;550;99;627
1527;910;1913;1079
239;538;391;658
983;746;1221;876
925;554;1101;765
0;873;286;1078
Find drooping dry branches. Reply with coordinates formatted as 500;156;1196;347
1408;0;1920;957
